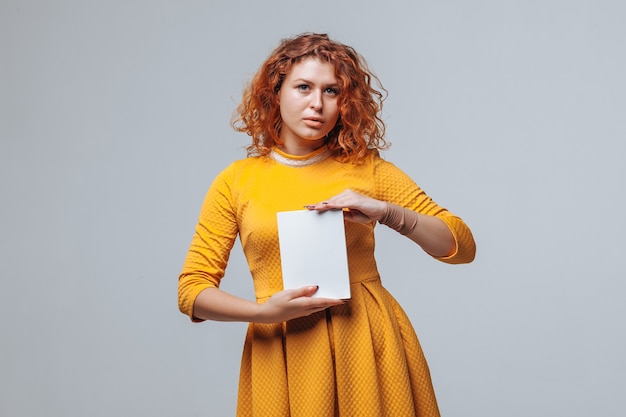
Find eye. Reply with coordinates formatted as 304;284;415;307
297;84;310;92
324;87;340;96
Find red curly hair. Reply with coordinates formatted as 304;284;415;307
232;33;389;163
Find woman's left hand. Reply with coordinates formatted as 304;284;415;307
305;189;386;224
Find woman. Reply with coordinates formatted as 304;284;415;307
179;32;475;417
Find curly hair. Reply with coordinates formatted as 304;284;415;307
232;33;389;163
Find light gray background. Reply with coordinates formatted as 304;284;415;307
2;1;625;416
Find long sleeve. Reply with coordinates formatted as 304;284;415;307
178;164;239;321
372;154;476;264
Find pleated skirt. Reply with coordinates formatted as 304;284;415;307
236;278;440;417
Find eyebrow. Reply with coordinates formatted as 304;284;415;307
291;78;339;87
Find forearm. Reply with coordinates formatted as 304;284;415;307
192;287;262;322
380;203;456;257
192;285;345;324
304;191;457;258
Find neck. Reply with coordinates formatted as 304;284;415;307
278;139;327;156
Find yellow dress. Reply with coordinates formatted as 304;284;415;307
179;147;476;417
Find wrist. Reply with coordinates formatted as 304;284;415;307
379;203;419;235
377;201;390;222
252;301;271;324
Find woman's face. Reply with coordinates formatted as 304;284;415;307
277;57;341;155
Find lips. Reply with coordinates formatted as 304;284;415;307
303;117;324;128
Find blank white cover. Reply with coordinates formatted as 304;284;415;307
276;209;351;299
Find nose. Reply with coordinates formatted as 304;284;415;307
309;90;322;111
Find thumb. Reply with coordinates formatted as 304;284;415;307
291;285;319;298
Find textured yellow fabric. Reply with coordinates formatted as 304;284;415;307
179;147;476;417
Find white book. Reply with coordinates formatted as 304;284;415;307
276;209;351;299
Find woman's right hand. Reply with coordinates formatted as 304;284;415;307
257;286;345;323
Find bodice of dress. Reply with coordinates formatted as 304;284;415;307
231;147;380;300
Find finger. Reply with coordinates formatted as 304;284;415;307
309;301;346;315
303;202;326;210
305;297;346;309
304;202;341;211
316;297;347;306
290;285;319;298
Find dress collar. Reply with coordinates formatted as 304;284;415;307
269;146;331;167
